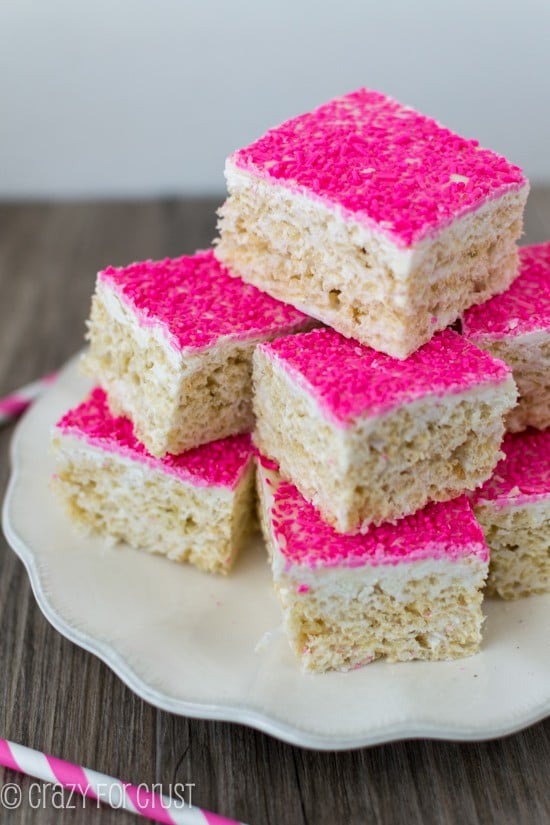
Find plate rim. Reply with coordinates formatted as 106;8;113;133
3;361;550;751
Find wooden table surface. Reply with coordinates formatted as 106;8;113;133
1;195;550;825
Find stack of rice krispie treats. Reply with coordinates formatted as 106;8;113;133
52;87;550;673
463;242;550;599
216;88;548;672
52;250;314;574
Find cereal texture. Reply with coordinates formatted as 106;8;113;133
253;329;517;532
463;242;550;338
52;390;256;574
217;89;528;357
227;89;526;247
475;503;550;599
473;429;550;599
257;461;488;672
463;242;550;431
83;250;313;456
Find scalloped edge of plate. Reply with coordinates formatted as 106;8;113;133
3;357;550;750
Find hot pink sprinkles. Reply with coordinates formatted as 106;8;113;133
56;387;253;489
463;241;550;338
260;327;511;426
270;478;488;569
231;88;526;247
99;249;311;353
473;428;550;508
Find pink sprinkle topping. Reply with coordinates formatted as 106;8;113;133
231;88;526;247
270;479;488;568
99;249;311;353
56;387;253;489
463;242;550;339
260;327;511;426
473;428;550;508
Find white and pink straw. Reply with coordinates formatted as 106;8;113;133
0;373;58;426
0;740;245;825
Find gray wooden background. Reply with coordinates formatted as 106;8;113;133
1;194;549;825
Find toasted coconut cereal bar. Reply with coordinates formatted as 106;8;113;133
52;387;256;574
257;459;489;672
472;428;550;599
463;241;550;432
216;88;528;358
83;249;313;457
253;327;517;533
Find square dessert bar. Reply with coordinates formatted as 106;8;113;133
472;428;550;599
216;88;528;358
257;459;489;672
83;249;313;457
253;327;517;533
463;241;550;432
52;388;256;574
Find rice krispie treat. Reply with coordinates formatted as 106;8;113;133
253;327;517;533
52;387;256;574
216;88;528;358
257;459;489;672
472;428;550;599
83;249;313;456
463;241;550;432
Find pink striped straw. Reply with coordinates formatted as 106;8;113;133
0;740;245;825
0;372;58;426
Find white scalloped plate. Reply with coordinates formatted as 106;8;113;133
3;354;550;750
